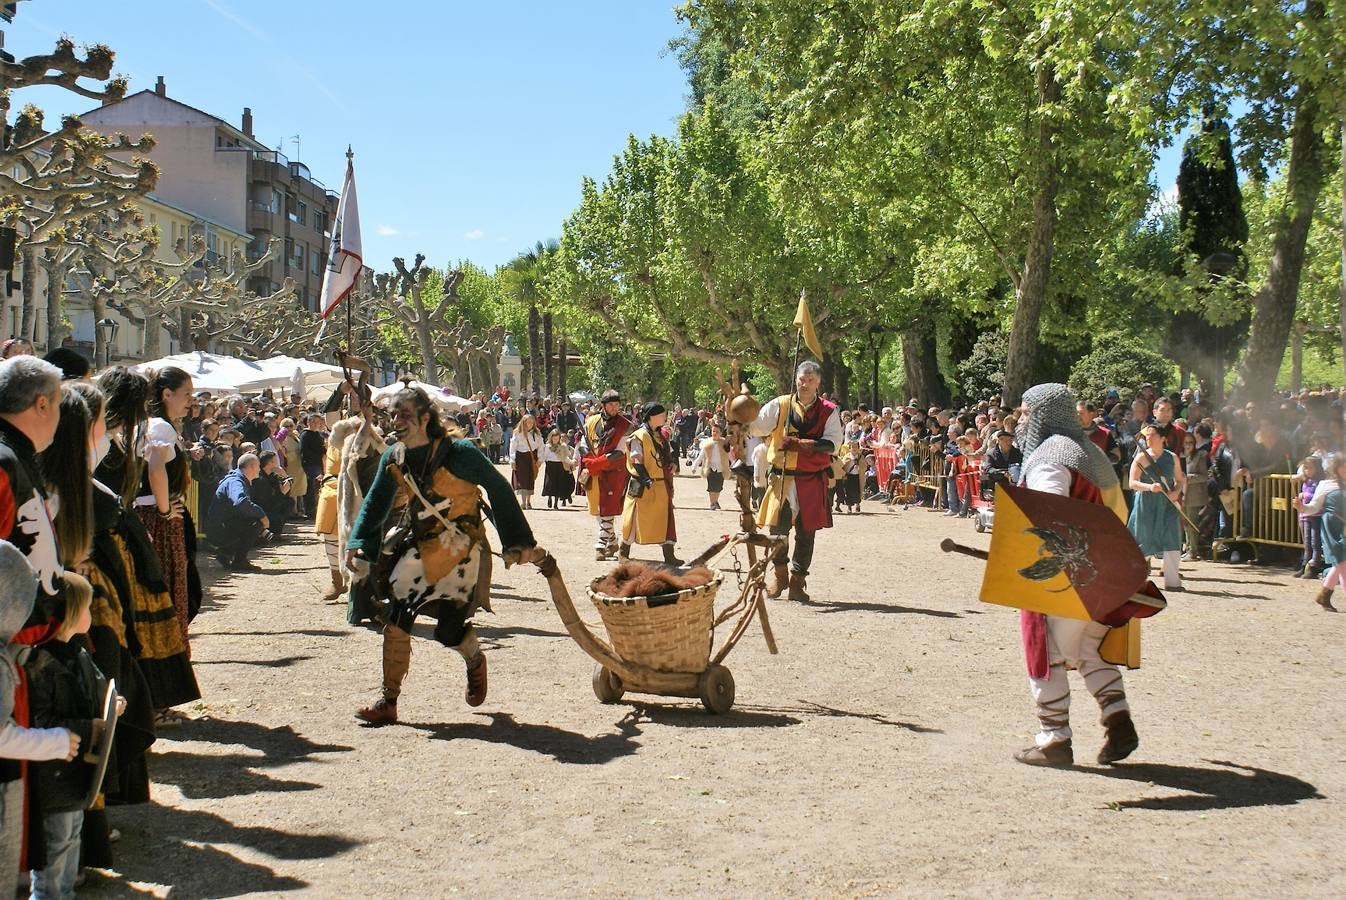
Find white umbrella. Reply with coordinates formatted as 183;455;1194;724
370;380;480;415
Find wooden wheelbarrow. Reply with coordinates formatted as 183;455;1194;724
532;533;783;713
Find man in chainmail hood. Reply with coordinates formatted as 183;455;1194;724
1011;383;1140;768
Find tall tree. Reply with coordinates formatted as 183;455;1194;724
1172;115;1250;404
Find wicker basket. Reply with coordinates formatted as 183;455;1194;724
587;575;722;674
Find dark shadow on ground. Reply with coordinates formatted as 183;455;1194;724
790;700;942;733
1180;589;1272;601
165;718;353;757
1085;759;1324;811
95;802;359;898
149;750;322;798
410;710;642;764
198;629;350;638
193;654;316;668
1183;576;1282;587
796;596;961;618
475;624;569;650
625;702;802;729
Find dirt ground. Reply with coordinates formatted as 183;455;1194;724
83;469;1345;898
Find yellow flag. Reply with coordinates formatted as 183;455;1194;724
793;292;823;359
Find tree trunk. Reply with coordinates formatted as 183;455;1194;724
527;304;541;396
901;327;950;408
543;312;554;399
1001;63;1061;408
1232;74;1329;401
820;350;835;398
558;337;569;398
177;309;194;353
19;248;37;342
43;264;69;350
1291;327;1304;392
415;320;438;385
1340;110;1345;389
836;359;851;409
143;313;164;358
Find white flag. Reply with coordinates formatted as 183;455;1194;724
318;154;362;319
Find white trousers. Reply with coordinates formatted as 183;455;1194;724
1323;563;1346;591
321;533;341;574
1160;550;1181;589
1028;616;1129;747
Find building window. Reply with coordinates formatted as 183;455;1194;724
291;241;304;270
297;201;307;225
311;247;323;275
312;210;325;234
272;189;282;213
287;196;299;223
284;238;294;266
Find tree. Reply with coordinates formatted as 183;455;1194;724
1068;339;1177;406
1;37;158;344
1170;116;1250;403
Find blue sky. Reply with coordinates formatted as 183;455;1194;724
10;2;1183;271
11;1;691;270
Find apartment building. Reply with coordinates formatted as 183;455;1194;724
72;77;338;353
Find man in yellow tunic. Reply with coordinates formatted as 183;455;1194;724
618;403;682;566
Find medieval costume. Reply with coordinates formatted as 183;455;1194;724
747;386;842;602
315;418;364;604
1014;382;1139;768
540;435;576;508
619;403;681;566
335;418;386;626
95;443;200;712
347;412;536;725
1128;433;1184;590
578;389;633;560
509;420;543;508
134;417;198;646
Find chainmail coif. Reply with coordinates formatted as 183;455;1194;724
1017;383;1119;491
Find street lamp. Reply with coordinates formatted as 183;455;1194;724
866;323;886;411
96;317;118;370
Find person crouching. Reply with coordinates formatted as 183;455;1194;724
205;452;269;572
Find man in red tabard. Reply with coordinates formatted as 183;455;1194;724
578;389;633;560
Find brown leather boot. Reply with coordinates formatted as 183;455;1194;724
1014;739;1073;768
617;542;632;562
765;563;789;599
787;573;810;602
354;698;398;725
465;653;488;707
320;569;346;603
1097;710;1139;765
1315;587;1338;612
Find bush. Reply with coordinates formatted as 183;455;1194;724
956;331;1008;402
1067;339;1177;405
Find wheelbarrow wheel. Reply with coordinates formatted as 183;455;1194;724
698;665;735;714
592;664;625;703
974;513;986;534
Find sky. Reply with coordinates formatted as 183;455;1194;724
9;0;692;270
8;1;1184;272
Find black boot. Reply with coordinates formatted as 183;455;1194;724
662;543;683;566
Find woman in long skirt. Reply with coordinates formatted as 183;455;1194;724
1128;425;1186;591
510;414;542;509
540;429;575;509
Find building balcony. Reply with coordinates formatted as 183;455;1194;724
247;204;277;234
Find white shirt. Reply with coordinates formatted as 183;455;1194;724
135;417;179;507
1025;459;1071;498
747;395;844;516
692;438;727;475
510;429;543;455
1302;478;1340;516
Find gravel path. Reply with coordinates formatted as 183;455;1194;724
83;470;1345;897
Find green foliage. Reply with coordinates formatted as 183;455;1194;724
1067;339;1178;406
956;331;1009;404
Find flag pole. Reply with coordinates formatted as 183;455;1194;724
344;145;353;355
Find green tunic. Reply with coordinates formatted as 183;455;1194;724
346;438;535;555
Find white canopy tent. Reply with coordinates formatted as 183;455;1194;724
135;351;347;396
370;380;482;415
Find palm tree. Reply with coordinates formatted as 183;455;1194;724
504;239;558;397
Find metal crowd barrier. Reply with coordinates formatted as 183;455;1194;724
1211;473;1302;561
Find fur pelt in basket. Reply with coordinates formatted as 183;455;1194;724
595;561;715;599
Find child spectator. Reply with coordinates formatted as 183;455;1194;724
838;440;862;514
1296;456;1325;578
25;571;119;900
690;424;729;510
1;543;80;898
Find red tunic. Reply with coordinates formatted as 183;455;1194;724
581;413;633;518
